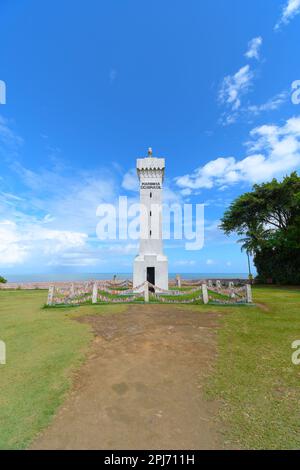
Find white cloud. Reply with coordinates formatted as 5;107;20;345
47;252;100;267
180;188;192;197
173;260;196;267
275;0;300;29
176;157;237;190
28;226;87;255
0;118;192;271
175;116;300;190
11;162;118;234
0;221;28;265
247;91;288;115
218;38;284;126
122;168;139;191
219;65;254;112
107;243;138;255
206;259;215;266
163;185;182;204
0;115;23;150
203;219;239;246
220;90;288;126
245;37;263;60
109;68;117;83
0;122;120;268
0;219;88;267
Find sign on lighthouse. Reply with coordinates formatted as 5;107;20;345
133;148;169;290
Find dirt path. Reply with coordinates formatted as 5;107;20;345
31;305;222;450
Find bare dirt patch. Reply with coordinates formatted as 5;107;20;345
256;302;271;312
31;305;222;450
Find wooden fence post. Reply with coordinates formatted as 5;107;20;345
202;283;209;305
47;285;54;306
92;283;98;304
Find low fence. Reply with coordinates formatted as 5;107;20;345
0;277;250;290
46;279;253;306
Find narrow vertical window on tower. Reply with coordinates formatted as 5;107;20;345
150;192;152;198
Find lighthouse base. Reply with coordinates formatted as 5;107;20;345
133;254;168;291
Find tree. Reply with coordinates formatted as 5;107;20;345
0;276;7;284
220;172;300;284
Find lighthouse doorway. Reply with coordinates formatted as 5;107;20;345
147;267;155;290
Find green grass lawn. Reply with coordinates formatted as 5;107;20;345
0;290;126;449
206;286;300;449
0;286;299;449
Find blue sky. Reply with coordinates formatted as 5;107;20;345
0;0;300;276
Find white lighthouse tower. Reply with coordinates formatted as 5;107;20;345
133;148;168;290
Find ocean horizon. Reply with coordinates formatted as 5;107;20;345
3;273;249;283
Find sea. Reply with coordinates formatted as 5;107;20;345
4;273;249;283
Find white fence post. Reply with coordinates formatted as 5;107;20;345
0;340;6;365
144;282;149;303
70;283;75;297
246;284;253;304
47;285;54;306
92;283;98;304
176;274;181;288
202;283;209;305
